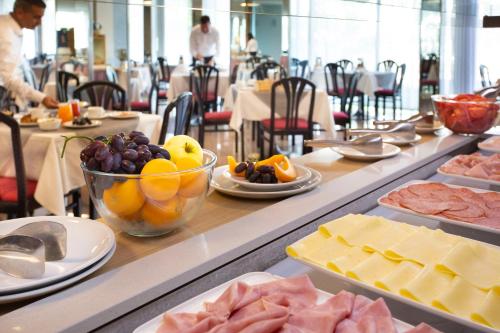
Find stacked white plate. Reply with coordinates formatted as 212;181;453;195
211;164;321;199
0;216;115;304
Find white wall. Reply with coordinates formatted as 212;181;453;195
202;0;230;68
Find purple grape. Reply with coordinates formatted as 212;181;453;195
138;148;152;161
86;158;98;170
112;153;122;171
128;131;144;139
101;154;114;172
158;148;170;159
135;159;146;172
111;135;125;152
137;144;148;151
148;144;161;154
85;141;106;157
133;135;149;145
80;151;88;162
121;160;136;174
122;149;138;161
94;135;107;142
154;153;165;159
95;146;110;161
126;142;138;150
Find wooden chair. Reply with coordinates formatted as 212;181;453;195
151;62;168;104
480;64;492;88
73;81;126;111
258;77;316;158
336;59;354;72
57;71;80;102
130;73;159;114
375;64;406;119
190;65;219;112
291;59;310;78
158;92;193;144
39;63;51;92
420;54;439;94
157;57;171;84
251;61;287;80
336;72;362;128
60;59;82;72
377;59;398;72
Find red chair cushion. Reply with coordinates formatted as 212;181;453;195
421;79;437;85
261;118;309;130
205;111;232;123
0;177;37;202
158;91;167;98
327;88;345;96
130;101;150;110
375;89;395;96
332;111;349;121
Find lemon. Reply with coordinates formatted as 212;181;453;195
102;180;145;217
140;159;180;201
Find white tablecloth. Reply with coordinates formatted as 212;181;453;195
167;66;230;101
117;66;152;102
0;114;162;215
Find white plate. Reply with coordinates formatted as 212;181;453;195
331;143;401;161
62;120;102;129
0;243;115;304
415;123;444;134
382;134;422;146
18;121;38;127
86;113;107;120
223;164;312;191
437;155;500;187
478;136;500;153
0;216;115;294
211;166;321;199
107;111;140;119
377;180;500;235
133;272;414;333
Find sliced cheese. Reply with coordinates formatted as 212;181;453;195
318;214;376;238
286;231;331;258
432;276;487;319
400;266;454;306
362;222;417;254
327;246;371;274
303;236;352;266
471;287;500;329
375;261;423;292
346;252;398;285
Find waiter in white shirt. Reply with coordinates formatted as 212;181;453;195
189;16;219;66
245;33;259;57
0;0;58;108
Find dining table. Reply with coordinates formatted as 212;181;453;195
0;113;162;215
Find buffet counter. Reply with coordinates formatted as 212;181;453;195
0;131;489;332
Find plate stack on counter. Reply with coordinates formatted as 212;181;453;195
0;216;115;304
211;154;321;199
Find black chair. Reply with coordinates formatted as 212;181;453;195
336;59;354;72
375;64;406;119
0;86;18;113
291;59;310;78
230;64;239;84
105;66;118;84
150;62;168;104
157;57;171;84
131;72;160;114
39;63;51;92
245;57;258;69
258;77;316;158
60;59;82;72
251;61;287;80
57;71;80;102
337;72;362;128
73;81;126;111
190;65;219;112
420;54;439;94
377;60;398;72
480;65;492;88
158;92;193;144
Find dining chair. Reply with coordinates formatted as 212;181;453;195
157;57;171;84
377;60;398;72
258;77;316;158
105;65;118;84
190;65;220;112
336;59;354;72
420;54;439;94
291;59;310;79
251;61;287;81
158;92;193;144
230;64;239;84
57;71;80;102
60;59;82;72
130;72;159;114
479;64;492;88
38;62;52;92
151;62;168;104
73;81;126;111
375;63;406;119
245;57;257;69
337;72;362;128
0;86;19;113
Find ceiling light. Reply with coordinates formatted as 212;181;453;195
241;1;259;7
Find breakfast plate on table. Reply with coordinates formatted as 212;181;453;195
331;143;401;161
478;136;500;153
107;111;140;119
211;166;321;199
63;120;102;129
415;123;444;134
18;121;38;127
382;134;422;146
86;113;107;120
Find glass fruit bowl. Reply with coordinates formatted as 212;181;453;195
431;94;500;135
82;149;217;237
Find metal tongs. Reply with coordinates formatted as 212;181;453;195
475;85;500;99
346;122;417;141
373;111;434;128
0;221;67;279
304;134;383;155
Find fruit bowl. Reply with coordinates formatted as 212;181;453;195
82;149;217;237
431;94;500;135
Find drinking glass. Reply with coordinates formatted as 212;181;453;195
58;103;73;122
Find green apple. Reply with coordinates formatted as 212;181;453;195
163;135;203;165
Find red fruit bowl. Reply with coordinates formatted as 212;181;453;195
431;94;499;135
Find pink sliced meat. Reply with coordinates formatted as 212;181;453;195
405;323;443;333
380;196;399;207
256;275;318;312
398;188;420;200
406;183;450;196
335;297;397;333
399;198;468;215
441;203;485;218
158;312;226;333
482;192;500;209
205;282;261;317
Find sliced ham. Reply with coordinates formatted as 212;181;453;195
406;183;450;196
405;323;443;333
335;297;397;333
440;153;500;181
158;312;226;333
399;199;467;215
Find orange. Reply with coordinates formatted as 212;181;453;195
141;196;186;227
274;156;297;182
228;155;245;177
255;154;284;168
102;179;145;217
175;155;203;186
178;172;208;198
140;159;180;201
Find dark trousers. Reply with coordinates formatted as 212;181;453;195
192;56;214;66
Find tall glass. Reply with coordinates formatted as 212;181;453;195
70;100;80;117
58;103;73;123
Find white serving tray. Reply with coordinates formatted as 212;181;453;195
437;155;500;187
478;136;500;154
133;272;414;333
377;180;500;235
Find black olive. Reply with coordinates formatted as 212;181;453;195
235;162;247;174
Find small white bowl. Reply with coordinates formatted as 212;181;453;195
37;118;62;131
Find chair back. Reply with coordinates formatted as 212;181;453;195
378;60;398;72
324;63;346;96
291;59;309;78
245;57;257;69
159;92;193;144
251;61;287;80
190;65;219;104
60;59;81;72
0;86;19;113
269;77;316;132
0;111;29;217
73;81;126;110
343;72;362;114
157;57;171;82
393;64;406;95
336;59;354;72
480;65;492;88
105;66;118;83
57;71;80;102
39;63;51;92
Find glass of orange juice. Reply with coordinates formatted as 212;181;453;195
58;103;73;123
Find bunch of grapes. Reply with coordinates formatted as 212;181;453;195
78;131;170;174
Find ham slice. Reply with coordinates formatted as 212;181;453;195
399;199;467;215
158;312;226;333
335;296;397;333
405;323;443;333
440;153;500;181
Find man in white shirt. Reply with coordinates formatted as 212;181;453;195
245;33;258;57
189;16;219;66
0;0;58;108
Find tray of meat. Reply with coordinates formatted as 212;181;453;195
378;181;500;234
437;153;500;186
134;272;439;333
479;136;500;154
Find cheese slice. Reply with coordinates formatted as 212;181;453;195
318;214;374;238
471;287;500;329
302;236;352;266
432;276;487;319
346;252;399;285
375;261;423;292
327;247;371;274
286;231;331;258
362;222;417;254
436;241;500;290
400;266;454;306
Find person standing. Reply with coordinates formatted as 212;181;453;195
189;15;219;66
245;33;258;57
0;0;58;109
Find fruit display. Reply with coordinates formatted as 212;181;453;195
228;154;297;183
72;116;92;126
432;94;499;134
68;132;216;237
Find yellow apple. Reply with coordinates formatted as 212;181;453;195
164;135;203;165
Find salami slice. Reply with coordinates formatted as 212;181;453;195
399;199;466;215
406;183;450;196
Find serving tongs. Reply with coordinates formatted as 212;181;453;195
0;221;67;279
475;85;500;99
304;134;383;155
346;122;417;141
373;111;434;128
